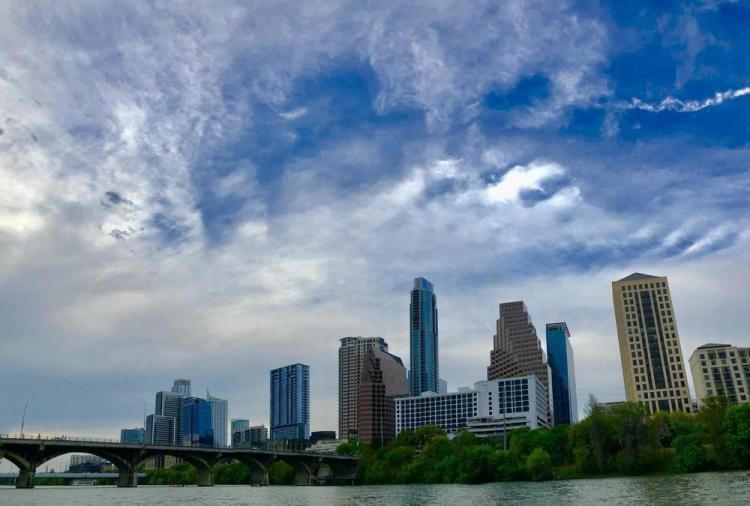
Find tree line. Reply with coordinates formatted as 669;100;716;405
336;395;750;484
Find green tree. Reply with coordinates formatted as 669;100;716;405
672;433;706;472
723;403;750;468
335;440;360;456
611;402;654;474
268;461;295;485
526;447;553;481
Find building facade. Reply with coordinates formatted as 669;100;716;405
145;414;175;446
410;277;439;396
182;397;214;447
207;392;229;448
155;391;185;446
357;348;409;445
338;336;389;440
270;363;310;441
612;273;692;414
120;428;145;444
545;322;578;425
171;378;191;397
487;302;551;421
689;343;750;406
395;375;549;437
231;419;250;447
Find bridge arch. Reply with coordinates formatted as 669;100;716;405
208;453;269;485
135;450;215;486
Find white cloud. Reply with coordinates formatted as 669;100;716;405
279;107;308;120
483;161;566;204
626;86;750;113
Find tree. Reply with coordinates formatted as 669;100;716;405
723;403;750;468
584;394;612;474
268;461;295;485
526;447;553;481
335;440;360;456
611;402;654;474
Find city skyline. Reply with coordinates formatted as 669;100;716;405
1;0;750;460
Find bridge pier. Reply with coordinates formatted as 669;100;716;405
15;467;36;489
197;467;213;487
117;468;138;488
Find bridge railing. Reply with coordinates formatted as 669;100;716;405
0;433;120;443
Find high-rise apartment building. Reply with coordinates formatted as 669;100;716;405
231;419;250;447
612;273;691;413
545;322;578;425
207;392;229;448
155;391;185;445
338;336;389;440
172;378;191;397
487;302;551;411
689;343;750;406
182;397;214;447
357;348;409;445
270;363;310;441
410;277;439;396
145;414;175;445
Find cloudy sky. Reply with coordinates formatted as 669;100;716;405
1;0;749;454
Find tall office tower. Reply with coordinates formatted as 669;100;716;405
145;414;175;445
270;363;310;441
357;348;409;445
338;336;389;440
182;397;214;447
171;378;191;397
545;322;578;425
244;425;269;447
689;343;750;407
487;302;551;398
207;391;229;448
612;273;692;414
155;391;185;445
410;277;439;396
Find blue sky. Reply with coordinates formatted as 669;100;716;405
1;0;749;461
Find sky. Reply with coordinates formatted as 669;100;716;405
1;0;750;466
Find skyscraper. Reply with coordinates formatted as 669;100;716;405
487;302;551;398
612;273;691;413
207;391;229;448
689;343;750;407
145;414;175;445
155;391;185;446
120;428;145;444
545;322;578;425
410;277;439;396
357;348;409;445
182;397;214;447
338;336;389;440
270;363;310;441
171;378;191;397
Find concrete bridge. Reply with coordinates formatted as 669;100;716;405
0;436;358;488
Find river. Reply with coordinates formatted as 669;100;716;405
1;471;748;505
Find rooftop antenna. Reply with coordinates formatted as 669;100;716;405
20;397;30;438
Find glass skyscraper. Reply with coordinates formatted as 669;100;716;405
410;277;439;396
270;363;310;441
545;322;578;425
182;397;214;447
207;392;229;448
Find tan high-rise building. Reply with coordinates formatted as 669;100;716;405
689;343;750;407
338;336;388;439
487;301;551;395
612;273;691;414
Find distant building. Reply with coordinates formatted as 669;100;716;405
596;401;627;414
183;397;214;447
546;322;578;425
410;277;440;396
612;273;692;414
338;336;389;440
306;439;344;453
231;419;250;447
270;363;310;441
357;348;409;445
438;378;448;395
487;302;552;423
396;375;549;438
172;378;192;397
207;392;229;448
310;430;337;444
146;414;175;446
155;391;185;446
689;343;750;406
68;455;108;473
245;425;268;447
120;428;145;444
